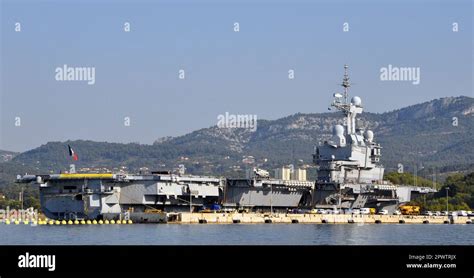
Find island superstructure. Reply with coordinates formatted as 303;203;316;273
311;65;432;212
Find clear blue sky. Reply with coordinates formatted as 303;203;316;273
1;0;472;152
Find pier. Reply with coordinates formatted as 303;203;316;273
1;213;472;225
177;212;473;225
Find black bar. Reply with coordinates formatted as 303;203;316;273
0;245;472;275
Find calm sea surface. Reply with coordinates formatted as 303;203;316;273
0;224;473;245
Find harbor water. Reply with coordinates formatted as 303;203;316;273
0;224;473;245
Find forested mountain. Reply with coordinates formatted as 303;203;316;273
1;96;473;188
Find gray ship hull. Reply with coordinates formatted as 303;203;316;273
223;178;314;211
18;173;222;220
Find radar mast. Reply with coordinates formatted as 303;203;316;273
330;65;363;135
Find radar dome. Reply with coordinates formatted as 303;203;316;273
364;130;374;142
333;125;344;136
351;96;362;107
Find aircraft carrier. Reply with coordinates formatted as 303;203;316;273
15;65;436;221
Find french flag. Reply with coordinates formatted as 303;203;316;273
68;145;78;161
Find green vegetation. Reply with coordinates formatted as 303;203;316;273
412;172;474;211
0;182;40;210
384;172;439;188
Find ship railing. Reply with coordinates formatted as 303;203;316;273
265;179;315;188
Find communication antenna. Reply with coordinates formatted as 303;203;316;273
331;65;352;115
341;64;351;104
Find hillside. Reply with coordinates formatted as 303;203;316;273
1;96;473;189
0;150;17;162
